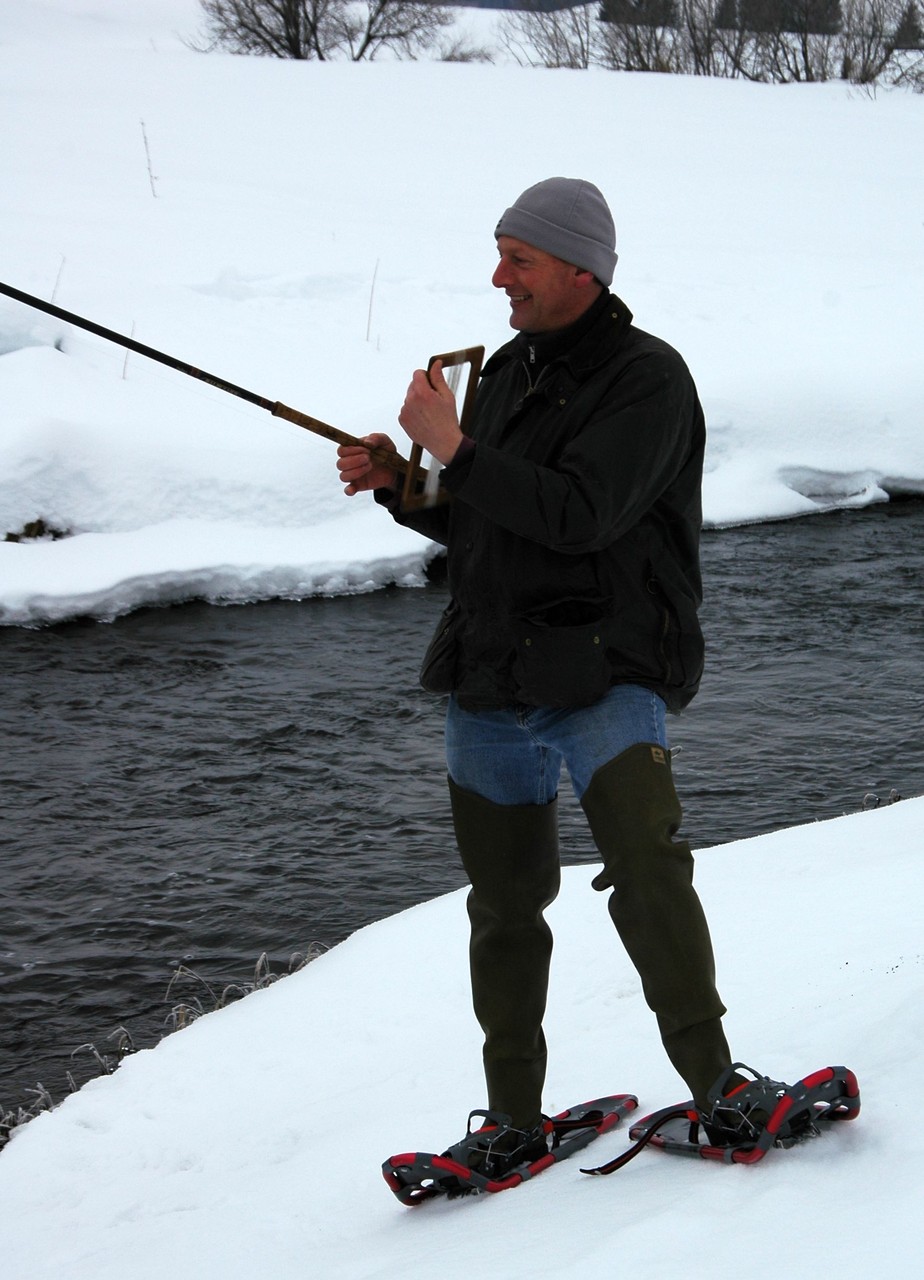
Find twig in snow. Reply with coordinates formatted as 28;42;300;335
140;119;158;198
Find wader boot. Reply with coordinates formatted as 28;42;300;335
580;743;732;1109
448;776;561;1131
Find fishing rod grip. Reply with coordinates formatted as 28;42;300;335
271;401;412;475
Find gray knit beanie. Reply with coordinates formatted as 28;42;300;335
494;177;618;286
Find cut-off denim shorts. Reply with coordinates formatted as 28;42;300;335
445;683;668;806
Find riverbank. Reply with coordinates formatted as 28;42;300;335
1;794;919;1278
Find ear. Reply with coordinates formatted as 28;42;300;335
572;267;600;290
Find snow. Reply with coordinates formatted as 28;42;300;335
2;796;921;1278
1;3;922;626
0;4;922;1275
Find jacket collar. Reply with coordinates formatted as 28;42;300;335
482;291;634;383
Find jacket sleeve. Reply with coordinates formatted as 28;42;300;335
373;484;452;547
441;348;702;554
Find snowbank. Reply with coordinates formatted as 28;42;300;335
1;2;922;625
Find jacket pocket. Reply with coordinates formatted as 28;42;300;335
420;601;460;694
512;610;613;708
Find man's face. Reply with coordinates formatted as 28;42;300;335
492;235;598;333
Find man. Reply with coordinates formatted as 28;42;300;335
337;179;747;1172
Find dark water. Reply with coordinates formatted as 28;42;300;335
2;502;923;1115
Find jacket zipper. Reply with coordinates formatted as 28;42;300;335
522;344;550;396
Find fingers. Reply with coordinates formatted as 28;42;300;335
427;358;446;393
336;447;368;496
399;366;452;433
336;435;397;496
398;363;462;465
336;447;372;494
363;432;397;451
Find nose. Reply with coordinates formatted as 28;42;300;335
492;258;512;290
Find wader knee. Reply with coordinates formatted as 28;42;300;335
580;743;731;1106
448;776;560;1130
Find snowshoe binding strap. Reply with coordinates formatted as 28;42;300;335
582;1065;859;1175
581;1103;692;1175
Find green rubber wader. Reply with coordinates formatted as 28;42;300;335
448;776;560;1130
581;743;731;1107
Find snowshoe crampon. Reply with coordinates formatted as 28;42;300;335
582;1064;860;1175
383;1093;638;1206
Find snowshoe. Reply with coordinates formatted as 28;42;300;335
383;1093;638;1205
582;1064;859;1174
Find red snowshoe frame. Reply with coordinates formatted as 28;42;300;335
583;1065;860;1175
383;1094;637;1205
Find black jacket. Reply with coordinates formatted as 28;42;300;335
388;292;706;713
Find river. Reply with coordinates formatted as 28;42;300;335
1;500;922;1117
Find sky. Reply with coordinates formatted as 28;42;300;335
1;1;922;626
0;4;922;1277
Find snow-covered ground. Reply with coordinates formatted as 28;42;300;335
2;797;920;1279
1;5;922;1276
1;1;922;625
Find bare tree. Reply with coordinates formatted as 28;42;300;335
196;0;335;58
838;0;924;84
500;3;600;68
438;35;496;63
597;0;686;70
838;0;895;79
196;0;922;85
710;0;842;80
774;0;842;81
683;0;738;75
196;0;454;61
336;0;456;61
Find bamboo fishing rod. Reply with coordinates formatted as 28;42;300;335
0;279;414;478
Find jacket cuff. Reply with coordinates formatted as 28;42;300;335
373;485;403;513
442;437;476;490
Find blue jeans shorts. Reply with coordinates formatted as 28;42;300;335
445;684;668;806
